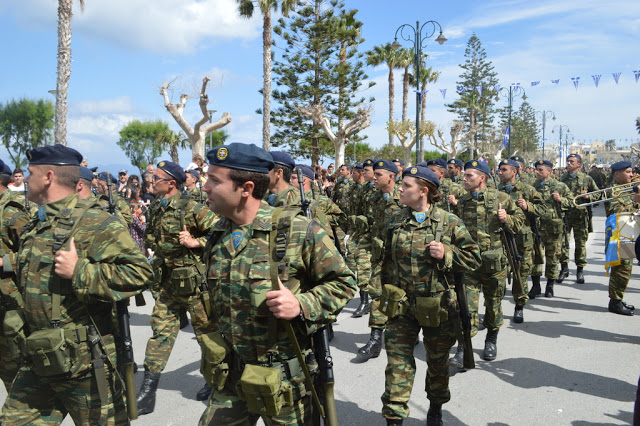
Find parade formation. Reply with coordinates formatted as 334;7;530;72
0;142;637;425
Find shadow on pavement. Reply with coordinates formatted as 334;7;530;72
526;297;609;313
480;357;637;402
515;320;640;344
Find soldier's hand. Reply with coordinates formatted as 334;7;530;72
634;193;640;204
427;241;445;259
517;198;528;211
552;193;562;202
580;189;587;194
448;195;458;206
266;279;302;320
55;237;79;279
498;203;507;223
179;225;201;248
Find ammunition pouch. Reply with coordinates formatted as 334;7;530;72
379;284;408;318
371;237;384;261
548;218;564;234
238;364;294;417
516;230;533;249
26;328;72;376
479;249;506;273
200;331;230;391
412;294;446;328
1;309;27;366
354;215;369;233
169;266;199;296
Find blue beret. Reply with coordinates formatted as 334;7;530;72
534;160;553;168
294;164;315;180
26;144;82;166
416;161;429;167
611;161;632;172
97;172;117;185
499;159;520;169
157;161;186;184
567;153;582;162
0;159;12;175
354;163;364;171
392;158;405;166
187;169;200;179
426;158;447;169
363;159;375;167
464;159;491;176
89;166;98;173
270;151;295;169
373;159;398;174
80;167;94;182
510;155;525;164
402;166;440;189
207;143;274;174
448;158;464;168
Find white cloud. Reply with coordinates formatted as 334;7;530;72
72;97;135;115
68;114;137;137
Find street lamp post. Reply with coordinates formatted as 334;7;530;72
536;110;555;161
391;20;446;164
498;85;526;157
552;124;570;167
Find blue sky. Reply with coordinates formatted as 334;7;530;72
1;0;639;172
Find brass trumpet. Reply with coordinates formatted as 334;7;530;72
573;181;639;206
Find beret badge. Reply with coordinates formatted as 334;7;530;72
217;147;228;161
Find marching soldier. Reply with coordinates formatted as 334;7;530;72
558;154;600;284
185;169;206;204
426;158;463;212
137;161;218;414
331;163;354;224
265;151;300;207
497;159;546;323
95;171;133;227
447;159;464;183
198;143;356;424
0;145;151;424
510;155;535;185
449;160;525;362
604;161;636;316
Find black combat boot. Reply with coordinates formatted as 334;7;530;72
196;383;212;401
352;291;370;317
136;370;161;415
608;299;634;316
576;267;585;284
545;279;555;298
357;328;383;360
513;305;524;323
528;276;541;299
557;263;569;283
482;329;498;361
622;301;635;310
449;343;464;369
386;419;403;426
427;402;443;426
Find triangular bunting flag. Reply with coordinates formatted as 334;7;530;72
456;86;466;94
591;75;601;87
476;86;483;96
551;79;560;85
531;81;540;87
612;72;621;84
571;77;580;90
634;70;640;83
493;84;501;93
511;82;521;87
440;88;447;99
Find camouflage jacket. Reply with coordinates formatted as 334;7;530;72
91;193;132;228
560;171;599;218
497;179;547;235
0;190;30;312
331;177;354;214
304;189;345;234
265;186;301;208
382;206;481;294
369;185;402;240
532;179;572;224
9;194;151;378
605;190;640;217
518;172;536;186
434;178;464;212
203;202;356;393
187;186;206;204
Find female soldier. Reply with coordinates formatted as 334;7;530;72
380;166;481;426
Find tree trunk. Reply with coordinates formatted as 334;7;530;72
334;137;345;169
55;0;73;146
170;144;180;163
262;10;272;151
402;67;409;122
388;65;395;146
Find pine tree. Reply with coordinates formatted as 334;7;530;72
508;101;539;155
447;34;499;151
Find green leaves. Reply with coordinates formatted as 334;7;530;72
117;120;171;172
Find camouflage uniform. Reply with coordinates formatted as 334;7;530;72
143;192;218;373
605;196;639;303
0;193;151;425
350;182;376;290
456;187;525;336
559;172;599;267
381;206;480;421
331;177;354;223
497;180;546;306
187;186;206;204
91;193;132;228
531;179;572;279
434;177;464;213
265;186;300;208
519;171;536;186
198;202;356;425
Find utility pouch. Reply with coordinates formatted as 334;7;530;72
549;218;564;234
379;284;408;318
1;309;27;364
239;364;293;417
26;328;71;376
200;331;230;391
371;237;384;261
480;249;505;273
354;215;369;233
413;295;444;328
170;266;199;296
516;231;533;249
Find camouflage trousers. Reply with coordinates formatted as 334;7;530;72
198;388;313;425
512;245;532;307
465;270;507;337
531;231;563;279
381;313;456;420
559;214;589;267
609;259;632;301
348;234;372;290
369;261;388;329
144;287;215;373
0;334;20;388
1;365;127;425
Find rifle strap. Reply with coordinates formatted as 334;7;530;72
430;210;445;294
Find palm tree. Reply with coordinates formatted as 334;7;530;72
410;63;440;158
236;0;296;151
636;116;640;134
55;0;85;146
366;44;402;146
396;48;413;123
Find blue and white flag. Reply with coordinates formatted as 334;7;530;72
531;81;540;87
475;86;483;96
511;82;521;87
414;89;428;101
456;86;466;94
503;125;510;148
604;213;621;274
440;88;447;99
493;84;501;93
592;75;601;87
612;72;621;84
551;79;560;85
571;77;580;90
634;70;640;83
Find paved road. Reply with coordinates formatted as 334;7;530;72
3;203;638;425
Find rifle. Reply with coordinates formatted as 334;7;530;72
453;273;474;369
296;168;337;426
106;173;139;420
586;205;594;233
501;225;524;298
556;200;570;251
529;216;544;265
24;182;30;211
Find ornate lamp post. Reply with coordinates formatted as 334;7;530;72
498;85;526;157
536;110;555;160
391;20;446;164
552;124;570;168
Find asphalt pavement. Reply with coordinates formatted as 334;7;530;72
2;203;638;425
